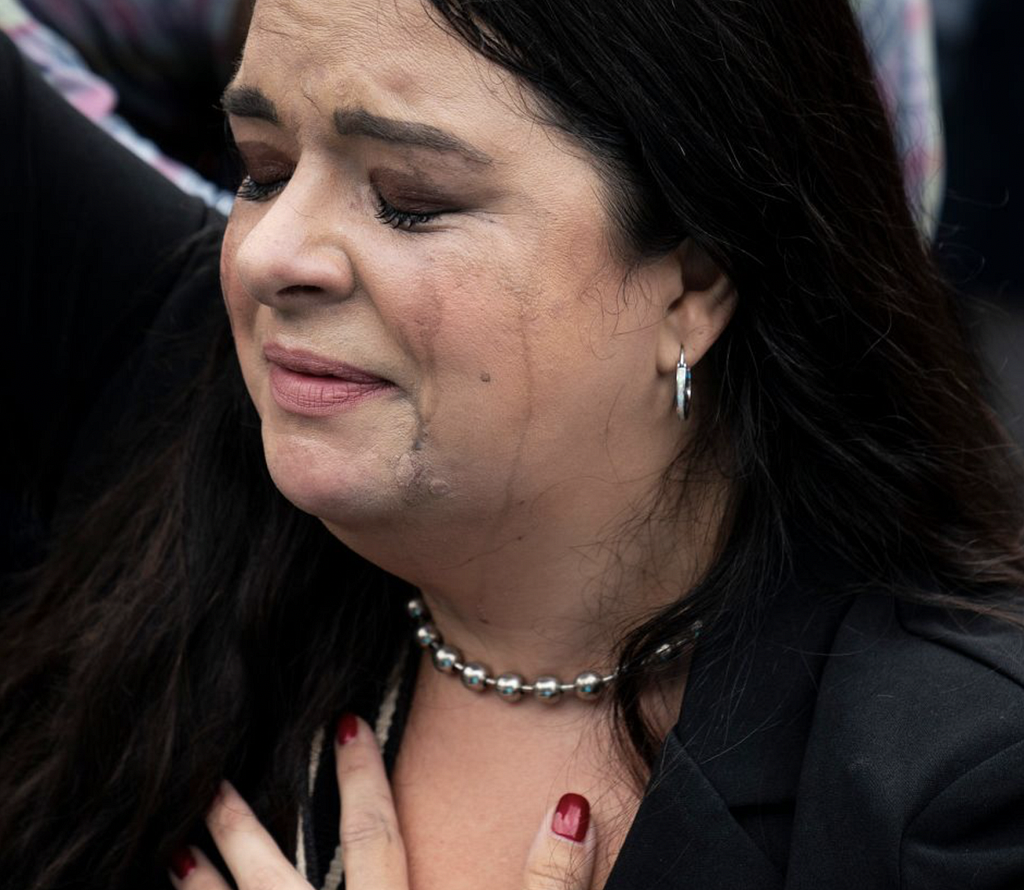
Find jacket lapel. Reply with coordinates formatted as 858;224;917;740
604;730;785;889
606;563;856;889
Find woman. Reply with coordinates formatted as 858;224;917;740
1;1;1022;889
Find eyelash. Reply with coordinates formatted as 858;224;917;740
235;175;445;230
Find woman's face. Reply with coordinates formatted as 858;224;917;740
222;0;688;558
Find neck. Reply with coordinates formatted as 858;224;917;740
325;444;730;688
395;476;727;685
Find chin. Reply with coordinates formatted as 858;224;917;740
261;424;406;525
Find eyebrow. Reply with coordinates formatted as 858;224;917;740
221;84;493;166
221;84;279;122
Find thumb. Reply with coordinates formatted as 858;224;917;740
521;793;596;890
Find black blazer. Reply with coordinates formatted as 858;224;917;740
606;580;1024;889
4;33;1023;890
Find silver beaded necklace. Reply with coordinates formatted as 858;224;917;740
407;597;702;705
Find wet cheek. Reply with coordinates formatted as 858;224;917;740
385;275;507;502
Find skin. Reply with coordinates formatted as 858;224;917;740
216;0;737;886
172;717;600;890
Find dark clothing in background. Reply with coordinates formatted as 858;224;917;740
0;30;225;577
936;0;1024;297
21;0;244;185
934;0;1024;446
2;31;1023;890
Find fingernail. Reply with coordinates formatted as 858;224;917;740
169;846;197;880
552;793;590;842
336;712;359;745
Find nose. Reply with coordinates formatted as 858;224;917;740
231;168;357;310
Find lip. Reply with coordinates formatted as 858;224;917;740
263;343;389;383
263;342;395;417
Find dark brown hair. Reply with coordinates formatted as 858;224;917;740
2;1;1023;887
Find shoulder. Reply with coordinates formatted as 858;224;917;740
816;591;1024;762
787;590;1024;889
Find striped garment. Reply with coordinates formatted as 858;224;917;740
1;0;234;214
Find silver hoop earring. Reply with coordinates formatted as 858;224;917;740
675;346;692;420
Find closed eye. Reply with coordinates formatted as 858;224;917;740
236;175;288;202
374;193;446;230
233;164;452;232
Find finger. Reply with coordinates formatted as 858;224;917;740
167;845;230;890
335;713;408;890
205;779;309;890
522;793;596;890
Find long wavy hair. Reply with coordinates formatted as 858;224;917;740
3;1;1023;887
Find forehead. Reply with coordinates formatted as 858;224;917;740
241;0;525;142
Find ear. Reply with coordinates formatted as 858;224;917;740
653;239;737;375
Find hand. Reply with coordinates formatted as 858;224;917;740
168;713;596;890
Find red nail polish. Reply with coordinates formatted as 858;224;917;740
336;712;358;745
169;846;197;880
552;793;590;842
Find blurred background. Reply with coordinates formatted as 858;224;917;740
2;0;1021;443
932;0;1024;447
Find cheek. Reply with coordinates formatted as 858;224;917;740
220;219;256;333
219;218;264;409
393;256;581;472
412;246;657;470
407;257;539;390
